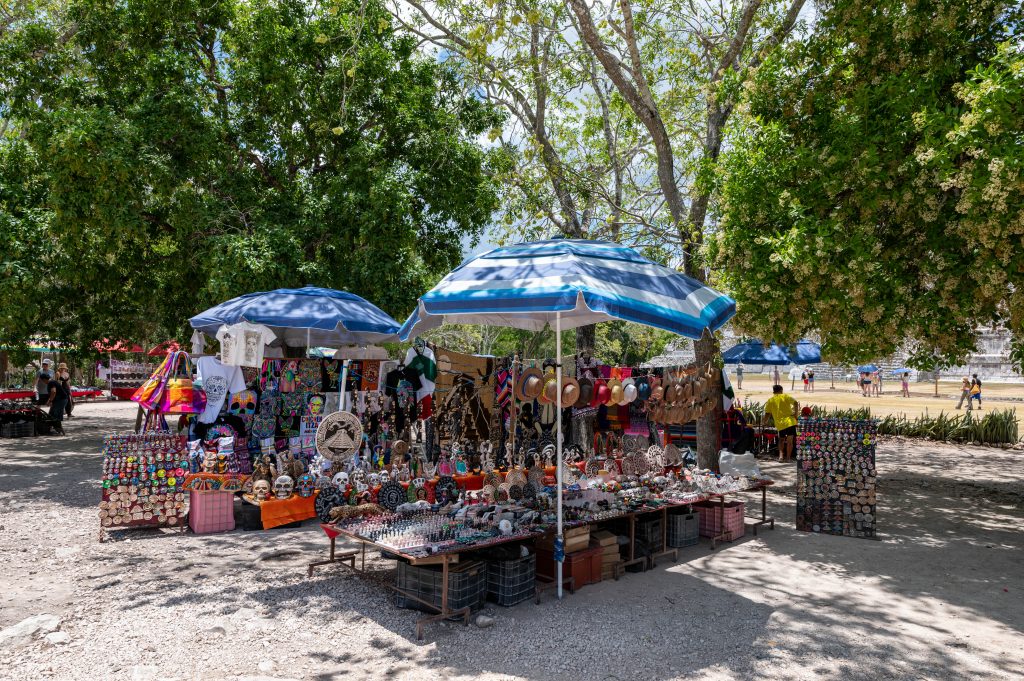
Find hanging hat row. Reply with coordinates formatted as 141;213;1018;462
513;362;703;411
649;362;717;424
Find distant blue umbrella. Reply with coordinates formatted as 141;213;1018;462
190;286;400;347
889;367;913;375
787;339;822;364
857;364;879;373
722;340;796;365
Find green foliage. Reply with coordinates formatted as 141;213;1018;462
0;0;502;349
710;0;1023;367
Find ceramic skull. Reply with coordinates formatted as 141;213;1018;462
252;480;271;502
297;474;315;498
273;475;294;500
368;472;381;487
379;470;391;485
332;472;349;488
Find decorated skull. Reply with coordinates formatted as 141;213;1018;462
296;474;315;498
379;470;391;485
273;475;294;500
315;474;333;490
352;470;366;486
252;479;271;502
201;449;217;473
368;472;381;487
332;472;349;488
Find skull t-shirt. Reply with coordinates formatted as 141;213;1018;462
196;356;247;424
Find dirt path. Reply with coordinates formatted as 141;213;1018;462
1;402;1022;680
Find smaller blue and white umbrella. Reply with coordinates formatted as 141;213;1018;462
857;364;879;374
190;286;400;347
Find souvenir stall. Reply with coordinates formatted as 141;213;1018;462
301;239;776;639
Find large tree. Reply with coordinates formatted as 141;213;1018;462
710;0;1023;369
0;0;501;348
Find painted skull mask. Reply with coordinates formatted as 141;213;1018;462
253;480;271;502
273;475;294;500
297;474;315;498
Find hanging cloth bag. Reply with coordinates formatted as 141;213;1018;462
158;352;206;414
131;352;175;411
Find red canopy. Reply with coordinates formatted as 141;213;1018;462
92;339;144;353
147;340;181;356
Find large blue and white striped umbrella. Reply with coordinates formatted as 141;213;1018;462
399;239;735;340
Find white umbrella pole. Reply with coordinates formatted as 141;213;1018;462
339;359;350;412
555;312;564;599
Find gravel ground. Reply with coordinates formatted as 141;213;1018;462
0;401;1022;681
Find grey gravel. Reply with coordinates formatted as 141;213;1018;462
1;401;1022;681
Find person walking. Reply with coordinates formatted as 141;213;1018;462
955;376;971;409
57;362;74;418
36;359;53;405
772;366;781;386
901;372;910;397
44;372;69;435
801;370;809;392
874;370;883;396
970;374;983;410
861;372;871;397
736;364;744;390
763;384;799;462
808;369;815;392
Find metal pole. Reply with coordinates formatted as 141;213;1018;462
339;359;350;412
510;354;518;467
555;312;564;599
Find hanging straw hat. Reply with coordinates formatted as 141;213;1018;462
650;376;664;401
539;370;558;404
620;378;637;405
515;367;544;401
606;378;623;406
575;377;594;408
560;375;581;406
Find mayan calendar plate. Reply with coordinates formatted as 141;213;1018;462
315;411;363;463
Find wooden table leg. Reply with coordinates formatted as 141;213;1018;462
711;494;731;549
622;512;645;571
750;485;776;536
307;536;360;577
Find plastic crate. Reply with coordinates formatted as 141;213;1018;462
485;553;536;607
636;519;662;546
1;421;35;438
188;491;235;534
667;512;699;547
394;560;487;614
693;500;745;541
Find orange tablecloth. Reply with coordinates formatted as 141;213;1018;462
260;491;318;530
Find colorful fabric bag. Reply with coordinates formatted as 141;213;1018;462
131;353;175;411
158;352;206;414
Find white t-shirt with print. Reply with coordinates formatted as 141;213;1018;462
196;356;247;423
217;322;277;368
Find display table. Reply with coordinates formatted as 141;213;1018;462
311;480;774;639
260;492;318;530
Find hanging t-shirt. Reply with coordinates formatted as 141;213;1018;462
217;322;276;368
196;356;247;424
404;346;437;403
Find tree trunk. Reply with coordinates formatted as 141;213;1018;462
694;330;721;470
575;324;595;360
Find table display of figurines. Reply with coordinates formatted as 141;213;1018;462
795;418;877;539
99;433;189;529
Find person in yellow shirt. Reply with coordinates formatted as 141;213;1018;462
762;384;799;462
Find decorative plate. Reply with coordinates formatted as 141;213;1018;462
506;469;528;487
647;445;665;470
377;481;406;512
435;476;458;505
622;435;642;454
629;452;650;476
664;443;681;466
584;458;602;477
508;483;523;501
495;484;510;503
483;471;503;489
315;411;363;463
620;456;635;476
314;484;346;523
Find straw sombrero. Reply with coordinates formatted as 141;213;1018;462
606;378;623;406
560;376;580;406
515;367;544;401
539;370;558;404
